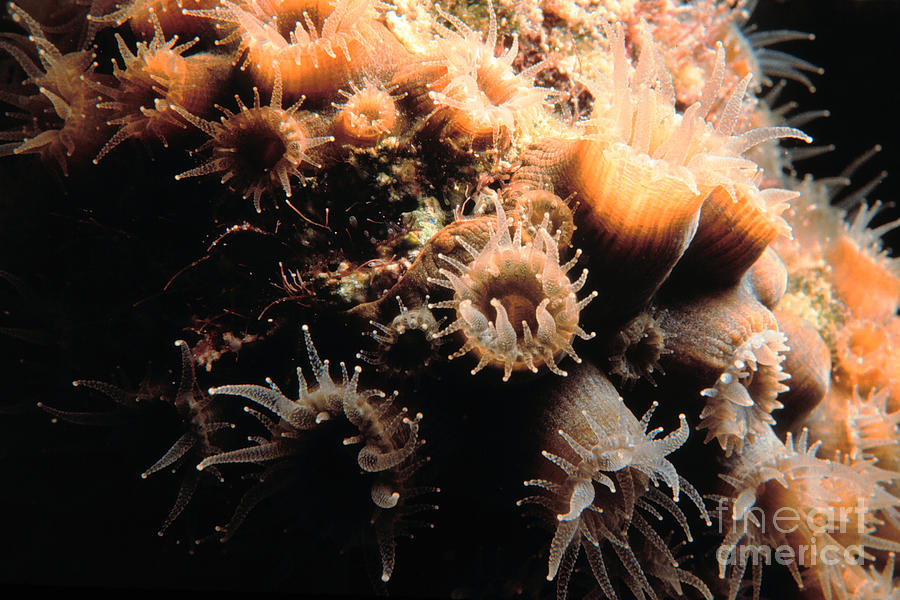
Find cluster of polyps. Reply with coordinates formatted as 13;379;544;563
521;363;711;600
713;428;900;600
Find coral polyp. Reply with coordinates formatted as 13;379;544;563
88;0;220;42
429;200;596;381
698;329;791;456
331;76;402;147
522;362;710;600
0;2;109;172
200;325;429;581
91;9;232;163
185;0;395;105
2;0;899;598
712;428;900;600
420;0;553;148
357;295;445;378
172;64;333;211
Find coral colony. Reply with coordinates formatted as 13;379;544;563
2;0;900;599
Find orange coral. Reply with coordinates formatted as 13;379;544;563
517;28;808;326
826;201;900;323
172;64;333;211
0;2;111;173
184;0;396;106
714;429;900;600
428;200;596;381
418;0;554;149
331;76;402;147
91;10;232;163
634;0;821;108
833;318;900;400
88;0;220;42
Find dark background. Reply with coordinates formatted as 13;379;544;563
1;1;898;599
754;0;900;249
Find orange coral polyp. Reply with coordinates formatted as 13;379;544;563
578;31;808;214
91;11;230;163
716;429;900;600
826;201;900;322
88;0;219;42
332;78;400;147
428;200;596;382
0;3;110;173
424;1;552;148
172;65;333;212
546;28;807;323
185;0;384;105
833;319;896;395
512;189;575;250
